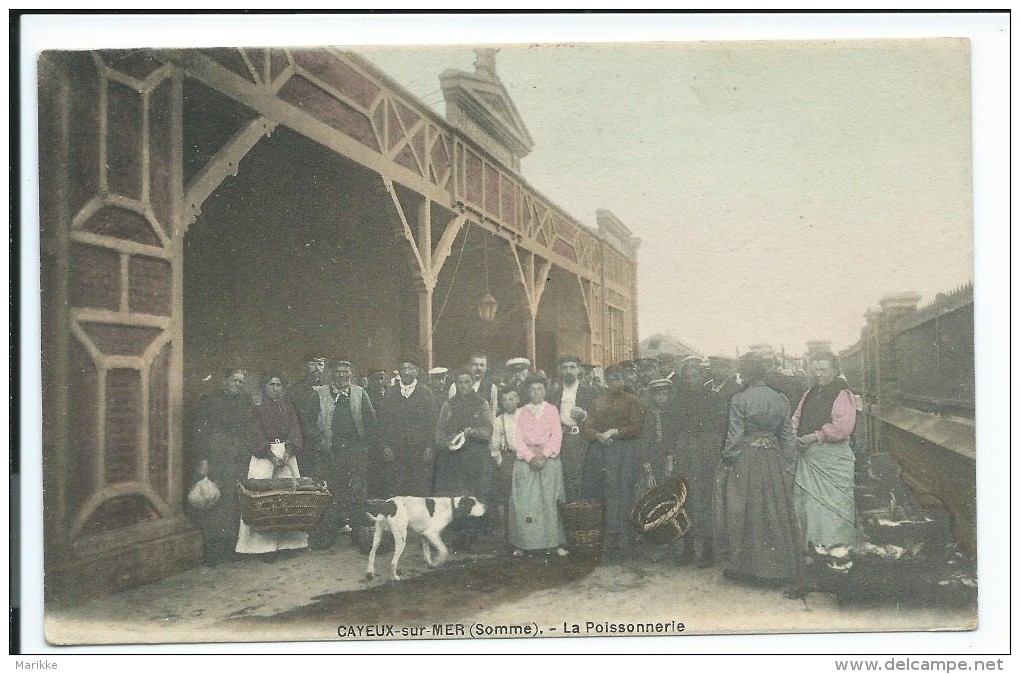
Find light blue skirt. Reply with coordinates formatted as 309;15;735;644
508;457;567;551
794;439;858;550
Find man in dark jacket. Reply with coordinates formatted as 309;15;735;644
546;354;604;502
448;352;498;416
285;353;327;450
375;357;436;497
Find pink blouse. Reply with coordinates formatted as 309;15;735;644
792;389;857;443
514;402;563;462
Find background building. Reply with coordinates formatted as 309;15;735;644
638;333;702;361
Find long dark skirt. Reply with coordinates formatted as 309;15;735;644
713;432;804;583
433;439;493;499
586;438;641;536
676;429;720;541
559;432;589;502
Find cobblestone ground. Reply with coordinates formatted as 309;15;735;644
44;529;975;647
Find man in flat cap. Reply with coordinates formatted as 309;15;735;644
365;370;389;410
428;366;451;410
285;353;328;455
546;354;603;502
428;366;449;390
504;357;531;407
374;356;436;497
640;379;681;491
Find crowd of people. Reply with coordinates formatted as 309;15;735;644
187;347;860;597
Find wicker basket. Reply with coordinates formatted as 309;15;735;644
630;478;691;544
237;478;331;533
642;508;691;545
562;500;605;556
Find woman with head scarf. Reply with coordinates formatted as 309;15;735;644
235;372;309;560
508;373;568;558
713;353;804;591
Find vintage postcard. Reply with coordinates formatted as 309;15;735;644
17;12;1008;658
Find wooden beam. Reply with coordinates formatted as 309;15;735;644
168;67;186;516
418;197;432;271
183;116;278;230
509;243;535;310
430;212;466;282
70;230;171;259
383;177;427;287
237;48;261;86
71;308;173;329
576;274;594;330
458;204;599;283
533;257;553;308
157;49;453;207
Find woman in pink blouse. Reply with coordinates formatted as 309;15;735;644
509;373;569;558
792;351;858;550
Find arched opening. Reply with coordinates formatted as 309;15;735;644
535;266;592;372
182;124;422;458
430;224;531;370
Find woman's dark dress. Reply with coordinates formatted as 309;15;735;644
713;382;804;582
189;392;251;562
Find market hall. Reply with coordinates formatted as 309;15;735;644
38;47;640;599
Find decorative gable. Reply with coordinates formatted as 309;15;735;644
440;49;535;172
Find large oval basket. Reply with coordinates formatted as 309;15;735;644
630;475;691;544
237;478;331;533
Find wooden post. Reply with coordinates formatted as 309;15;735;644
526;310;537;366
418;286;434;371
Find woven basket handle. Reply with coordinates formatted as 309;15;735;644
278;460;298;492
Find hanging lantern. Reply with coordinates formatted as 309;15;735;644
477;232;498;323
477;292;498;323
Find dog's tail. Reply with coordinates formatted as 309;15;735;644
364;499;397;521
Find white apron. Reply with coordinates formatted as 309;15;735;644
235;454;310;555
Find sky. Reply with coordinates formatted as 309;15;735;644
350;40;974;357
18;13;994;362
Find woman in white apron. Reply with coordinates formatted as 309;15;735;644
235;373;309;559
